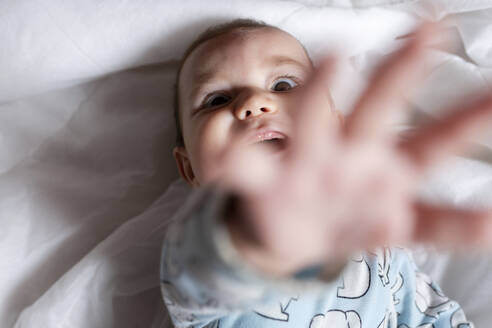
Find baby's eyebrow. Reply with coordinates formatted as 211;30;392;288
265;55;310;71
195;71;216;87
189;71;218;102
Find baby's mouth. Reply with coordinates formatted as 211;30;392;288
257;139;287;154
251;130;288;152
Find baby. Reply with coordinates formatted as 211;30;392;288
161;18;492;327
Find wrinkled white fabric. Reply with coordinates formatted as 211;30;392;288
1;1;492;327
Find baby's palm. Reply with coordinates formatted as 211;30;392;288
217;24;492;276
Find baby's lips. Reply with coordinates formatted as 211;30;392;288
247;129;287;144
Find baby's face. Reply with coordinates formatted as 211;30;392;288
175;27;335;186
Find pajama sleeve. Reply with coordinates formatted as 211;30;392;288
160;187;342;328
390;248;474;328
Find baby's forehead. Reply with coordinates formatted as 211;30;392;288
189;27;310;75
180;27;311;89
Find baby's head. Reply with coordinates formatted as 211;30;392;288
173;19;339;187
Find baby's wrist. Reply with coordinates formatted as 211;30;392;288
227;223;300;276
228;223;346;280
222;193;326;277
220;191;347;279
220;193;301;276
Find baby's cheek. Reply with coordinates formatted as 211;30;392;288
194;112;235;183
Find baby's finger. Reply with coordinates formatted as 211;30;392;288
344;22;441;142
412;201;492;249
289;57;338;167
398;93;492;171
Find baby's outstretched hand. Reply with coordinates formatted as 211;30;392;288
211;23;492;276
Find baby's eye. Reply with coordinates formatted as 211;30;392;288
271;77;298;92
204;93;231;108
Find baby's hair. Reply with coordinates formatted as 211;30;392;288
173;18;311;147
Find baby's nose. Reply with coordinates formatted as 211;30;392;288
237;106;272;119
234;90;277;120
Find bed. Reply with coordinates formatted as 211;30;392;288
1;1;491;327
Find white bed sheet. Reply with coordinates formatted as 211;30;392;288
1;1;492;327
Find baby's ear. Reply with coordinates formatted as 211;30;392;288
173;146;198;187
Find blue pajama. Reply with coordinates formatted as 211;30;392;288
160;188;473;328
